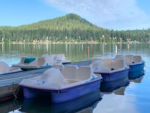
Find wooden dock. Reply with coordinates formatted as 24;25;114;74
0;60;92;102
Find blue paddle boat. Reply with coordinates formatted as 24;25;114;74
91;59;129;82
19;66;102;103
115;55;145;79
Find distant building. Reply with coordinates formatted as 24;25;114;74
127;38;131;41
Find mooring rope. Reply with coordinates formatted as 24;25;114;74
12;82;20;99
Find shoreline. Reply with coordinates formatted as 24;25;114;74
0;41;146;44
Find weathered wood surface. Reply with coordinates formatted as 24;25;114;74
0;68;49;87
0;60;92;101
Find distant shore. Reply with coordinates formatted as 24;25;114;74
0;41;145;44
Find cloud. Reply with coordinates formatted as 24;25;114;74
44;0;149;30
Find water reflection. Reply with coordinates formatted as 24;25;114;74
128;69;145;80
0;99;23;113
130;74;144;83
19;89;101;113
100;76;129;95
114;87;126;95
0;43;150;66
0;43;149;113
133;76;143;83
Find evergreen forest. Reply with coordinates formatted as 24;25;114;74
0;13;149;43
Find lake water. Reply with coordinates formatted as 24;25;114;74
0;43;150;113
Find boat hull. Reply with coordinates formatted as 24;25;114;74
128;62;145;80
100;76;129;92
94;69;129;82
129;62;144;72
22;79;101;103
20;89;101;113
128;69;144;80
20;66;52;71
62;62;71;64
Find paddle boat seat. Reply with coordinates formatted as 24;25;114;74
62;65;78;79
54;55;62;61
52;64;64;72
0;61;21;74
54;54;71;64
12;57;27;67
42;54;71;64
20;66;100;87
124;55;133;65
92;59;126;73
90;58;102;67
49;54;56;60
115;55;123;60
125;55;142;65
58;54;66;60
133;56;142;64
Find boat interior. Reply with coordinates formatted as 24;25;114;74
125;55;142;65
42;54;71;63
91;59;126;73
12;57;27;67
20;65;101;89
22;57;56;67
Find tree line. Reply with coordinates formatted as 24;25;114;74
0;14;150;43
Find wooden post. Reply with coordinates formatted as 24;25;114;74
128;44;129;50
115;45;117;54
87;47;89;57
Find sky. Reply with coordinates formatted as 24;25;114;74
0;0;150;30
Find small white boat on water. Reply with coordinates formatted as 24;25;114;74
91;59;129;82
0;61;22;75
12;57;36;67
19;65;102;103
115;55;144;65
19;57;60;71
115;55;145;79
42;54;71;64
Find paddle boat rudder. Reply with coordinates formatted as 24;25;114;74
19;65;102;103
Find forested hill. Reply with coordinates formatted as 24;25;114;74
19;13;101;30
0;13;150;42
